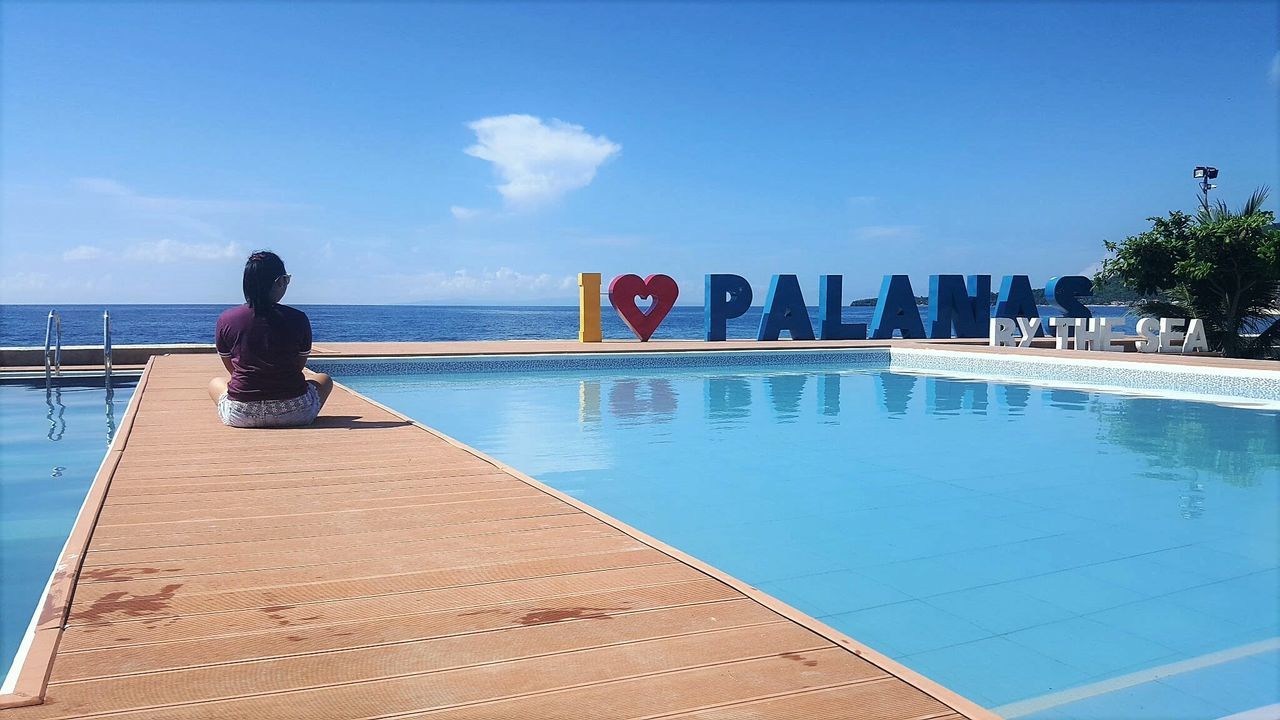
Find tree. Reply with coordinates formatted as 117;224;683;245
1097;188;1280;358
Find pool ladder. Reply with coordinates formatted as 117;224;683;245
43;309;114;384
44;310;62;377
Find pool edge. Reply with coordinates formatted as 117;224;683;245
0;356;155;709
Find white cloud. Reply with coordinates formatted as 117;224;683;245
854;225;920;240
1271;52;1280;86
70;177;301;245
125;238;242;263
847;195;879;206
463;114;621;207
0;272;48;291
394;267;576;300
63;245;105;261
450;205;480;220
72;177;297;215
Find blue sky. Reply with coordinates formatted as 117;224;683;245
2;1;1276;305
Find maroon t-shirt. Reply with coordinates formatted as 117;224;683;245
215;304;312;401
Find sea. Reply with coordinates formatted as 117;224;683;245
0;304;1133;347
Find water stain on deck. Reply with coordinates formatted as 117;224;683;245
779;651;818;667
80;567;183;583
516;605;631;626
260;606;300;627
70;583;183;623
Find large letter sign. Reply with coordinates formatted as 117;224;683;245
870;275;925;339
704;274;753;341
1183;319;1210;352
581;267;1216;351
578;272;602;343
1045;276;1093;320
995;275;1042;336
818;275;868;340
608;274;679;342
927;274;991;339
758;274;816;341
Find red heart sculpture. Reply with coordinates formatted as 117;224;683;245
608;274;679;342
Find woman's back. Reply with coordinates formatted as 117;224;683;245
215;303;312;401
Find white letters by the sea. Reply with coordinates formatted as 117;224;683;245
989;317;1210;353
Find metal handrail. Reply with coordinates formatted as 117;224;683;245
103;310;113;382
44;310;62;377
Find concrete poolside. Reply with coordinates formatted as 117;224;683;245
0;351;995;719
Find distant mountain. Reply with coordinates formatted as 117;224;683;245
849;280;1143;307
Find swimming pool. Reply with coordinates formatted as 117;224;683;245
0;374;137;688
323;350;1280;719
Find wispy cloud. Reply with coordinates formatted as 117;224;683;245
463;114;621;208
1271;51;1280;86
125;238;242;263
71;177;300;243
72;177;297;215
0;271;49;292
853;224;920;240
847;195;879;206
450;205;480;220
63;244;105;261
392;267;576;301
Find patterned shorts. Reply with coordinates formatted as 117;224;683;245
218;384;321;428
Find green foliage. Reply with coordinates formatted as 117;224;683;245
1097;188;1280;358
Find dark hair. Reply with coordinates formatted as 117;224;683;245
242;250;286;316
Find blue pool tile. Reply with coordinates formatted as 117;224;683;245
1159;654;1280;715
1005;568;1148;616
1003;509;1117;537
953;541;1082;584
756;569;910;617
854;554;1009;597
1007;533;1130;571
1020;680;1227;720
1085;597;1250;655
824;600;992;657
1164;572;1280;623
925;585;1075;635
1005;617;1179;677
922;494;1047;523
708;539;847;584
942;470;1078;495
902;636;1089;707
1076;554;1217;597
1144;544;1271;583
1204;534;1280;568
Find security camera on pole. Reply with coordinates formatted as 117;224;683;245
1193;165;1218;210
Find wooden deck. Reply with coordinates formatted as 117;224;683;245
1;354;992;719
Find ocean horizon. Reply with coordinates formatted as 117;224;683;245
0;303;1133;347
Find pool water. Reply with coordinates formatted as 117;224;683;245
0;376;136;685
337;359;1280;719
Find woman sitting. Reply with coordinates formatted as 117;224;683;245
208;251;333;428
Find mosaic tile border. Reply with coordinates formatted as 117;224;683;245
310;349;892;377
888;348;1280;405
